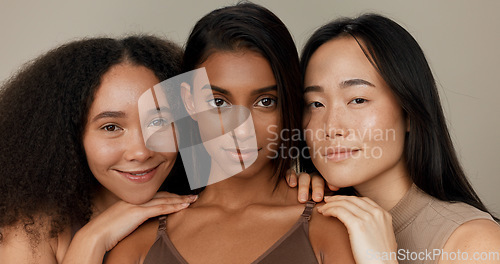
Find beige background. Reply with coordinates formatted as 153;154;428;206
1;0;498;215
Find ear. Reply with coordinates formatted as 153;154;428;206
181;82;197;121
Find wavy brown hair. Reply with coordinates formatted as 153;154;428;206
0;35;187;243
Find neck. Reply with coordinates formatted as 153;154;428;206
354;160;413;211
195;162;289;210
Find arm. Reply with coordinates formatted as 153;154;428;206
62;192;196;264
317;196;398;264
309;206;356;264
286;169;328;203
439;219;500;264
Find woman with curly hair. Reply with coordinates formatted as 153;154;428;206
0;35;197;264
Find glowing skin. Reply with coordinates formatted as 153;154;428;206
83;63;177;206
303;36;409;195
182;50;279;182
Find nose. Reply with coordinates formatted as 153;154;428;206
323;105;349;139
124;128;154;162
232;114;255;142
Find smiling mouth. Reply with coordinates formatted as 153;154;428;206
117;163;161;175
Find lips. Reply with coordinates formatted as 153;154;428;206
324;147;361;162
223;147;261;163
116;163;161;183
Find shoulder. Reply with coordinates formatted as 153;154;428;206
439;219;500;264
309;202;355;264
0;220;71;264
428;199;493;223
105;217;159;264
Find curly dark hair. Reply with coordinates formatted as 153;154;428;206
0;35;186;243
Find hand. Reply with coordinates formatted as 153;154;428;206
286;169;327;203
62;192;196;264
317;196;398;264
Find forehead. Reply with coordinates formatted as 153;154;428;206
195;50;276;91
304;36;381;86
91;63;160;110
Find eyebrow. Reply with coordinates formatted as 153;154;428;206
201;84;277;96
304;85;323;93
340;78;375;88
304;79;375;93
145;106;172;117
91;111;125;122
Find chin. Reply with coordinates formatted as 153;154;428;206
122;192;155;205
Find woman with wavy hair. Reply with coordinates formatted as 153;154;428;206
0;35;196;264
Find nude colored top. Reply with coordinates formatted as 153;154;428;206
389;184;496;264
143;201;318;264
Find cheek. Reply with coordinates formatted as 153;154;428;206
254;113;279;145
83;135;122;172
161;152;177;164
359;107;407;157
303;112;325;148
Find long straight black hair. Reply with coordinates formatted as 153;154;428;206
301;13;497;220
183;2;303;185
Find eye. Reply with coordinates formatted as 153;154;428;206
349;98;367;105
101;124;122;132
309;101;324;108
255;97;276;107
148;118;171;127
207;98;230;108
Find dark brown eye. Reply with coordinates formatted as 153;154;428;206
208;98;229;107
102;124;120;131
350;98;367;104
256;97;276;107
309;102;324;108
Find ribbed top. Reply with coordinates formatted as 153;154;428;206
389;184;431;234
387;184;495;264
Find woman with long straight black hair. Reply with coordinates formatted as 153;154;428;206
300;13;500;264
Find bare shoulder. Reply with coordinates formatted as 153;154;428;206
105;217;159;264
0;220;70;264
440;219;500;264
309;202;355;264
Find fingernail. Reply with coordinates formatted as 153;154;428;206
316;205;323;212
190;195;198;202
313;193;322;200
299;193;307;202
181;203;190;207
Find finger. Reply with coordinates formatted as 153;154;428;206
141;196;197;207
140;202;190;219
310;173;325;202
358;196;380;207
297;172;311;203
324;195;380;212
286;169;298;187
318;199;371;220
153;191;181;198
327;183;340;191
317;205;362;232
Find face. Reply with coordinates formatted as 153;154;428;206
303;36;408;191
182;50;279;182
83;63;177;205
